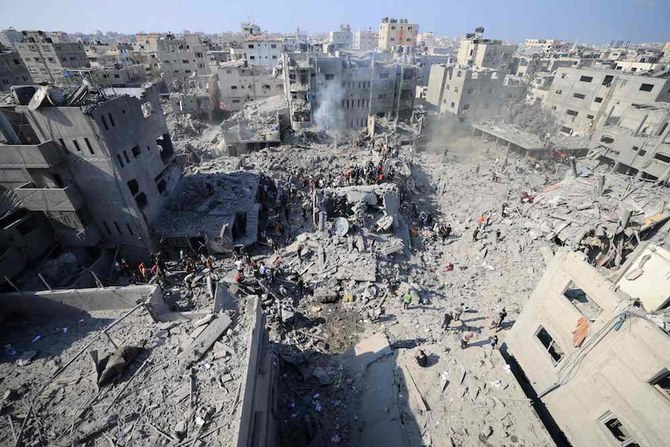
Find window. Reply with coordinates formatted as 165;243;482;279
555;90;562;95
125;223;134;236
113;221;123;235
639;149;647;156
84;138;94;154
599;413;640;447
113;74;120;79
639;83;654;92
457;71;462;77
101;115;109;131
450;102;455;108
650;369;670;400
116;154;124;167
561;73;567;79
271;44;277;49
563;281;602;321
182;59;189;64
379;72;389;79
325;74;334;80
377;93;387;100
632;146;639;152
58;138;68;152
249;56;255;60
658;122;669;136
573;93;585;99
72;140;82;152
272;55;277;59
535;326;564;363
123;151;130;164
594;96;603;103
579;75;593;83
231;85;237;89
653;153;670;164
463;104;470;110
566;109;578;117
127;179;139;195
407;27;413;31
587;114;594;119
102;221;112;235
600;136;615;144
135;192;148;209
466;88;474;94
560;126;572;134
248;44;254;49
602;75;614;86
108;113;115;127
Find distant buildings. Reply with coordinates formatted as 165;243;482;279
16;31;89;85
523;38;570;55
280;52;417;131
155;34;209;80
353;29;378;51
328;25;353;50
0;83;181;262
378;18;419;52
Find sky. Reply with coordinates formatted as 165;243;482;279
0;0;668;43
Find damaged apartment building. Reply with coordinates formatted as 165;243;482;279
504;232;670;447
217;60;284;112
15;30;90;85
543;66;670;181
426;28;519;122
279;51;417;131
0;46;32;91
0;82;181;268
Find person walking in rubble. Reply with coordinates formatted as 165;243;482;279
490;335;499;350
402;291;413;310
472;228;480;242
138;262;148;282
453;303;465;322
491;308;508;331
460;329;474;349
442;311;454;330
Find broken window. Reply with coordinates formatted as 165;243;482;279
84;138;94;154
127;179;139;195
639;149;647;156
602;75;614;86
123;151;130;164
563;281;602;321
594;96;603;103
113;220;123;236
535;326;564;363
561;73;567;79
156;134;174;163
651;370;670;400
156;178;167;194
579;75;593;83
325;74;334;80
573;93;585;99
116;154;124;167
131;145;141;158
639;83;654;92
555;90;562;95
599;413;640;447
587;114;594;119
135;192;148;209
566;109;578;117
600;136;615;144
653;153;670;164
108;113;115;127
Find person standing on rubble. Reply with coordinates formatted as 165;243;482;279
490;335;499;350
453;303;465;322
460;329;474;349
472;228;480;241
138;262;148;282
442;311;453;330
491;308;508;330
234;257;244;273
402;291;413;310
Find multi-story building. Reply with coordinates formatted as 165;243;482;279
0;83;181;261
229;36;282;68
217;61;283;112
0;28;22;50
134;33;163;53
155;34;209;81
328;25;353;50
523;38;570;55
241;22;262;36
66;64;147;88
0;50;32;92
504;243;670;447
281;52;417;131
543;67;670;136
353;29;378;51
16;31;89;85
456;28;516;73
85;43;132;68
378;18;419;52
417;32;435;50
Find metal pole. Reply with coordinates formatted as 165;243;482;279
3;276;20;292
37;273;52;291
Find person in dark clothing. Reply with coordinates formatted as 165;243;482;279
415;349;428;367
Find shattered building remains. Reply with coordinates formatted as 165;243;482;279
505;238;670;447
0;48;32;92
15;31;89;85
0;82;181;262
220;95;287;156
216;61;283;112
280;51;417;131
229;36;282;69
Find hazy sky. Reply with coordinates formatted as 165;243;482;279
0;0;668;43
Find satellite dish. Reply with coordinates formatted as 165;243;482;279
46;87;65;106
28;86;49;110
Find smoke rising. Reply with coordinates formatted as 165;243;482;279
313;82;345;133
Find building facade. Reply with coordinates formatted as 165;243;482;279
543;67;670;136
328;25;353;50
353;29;378;51
0;50;32;91
456;30;516;72
378;18;418;52
217;62;283;112
230;36;282;68
0;83;181;261
155;35;209;81
504;247;670;447
0;28;22;50
281;52;417;131
16;33;89;85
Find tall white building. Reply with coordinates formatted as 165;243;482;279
328;25;353;50
230;36;282;68
353;29;378;51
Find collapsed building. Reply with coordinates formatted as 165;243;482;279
0;82;181;265
279;51;417;131
504;234;670;447
220;95;287;156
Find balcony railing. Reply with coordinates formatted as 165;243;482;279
0;141;63;168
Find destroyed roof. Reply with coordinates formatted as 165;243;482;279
473;123;544;150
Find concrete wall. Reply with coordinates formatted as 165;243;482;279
217;65;283;112
426;64;448;106
16;41;89;84
440;67;508;121
0;51;32;92
506;250;670;447
233;297;278;447
230;39;281;68
378;20;418;51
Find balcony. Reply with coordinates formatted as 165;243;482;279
14;183;84;212
0;141;63;168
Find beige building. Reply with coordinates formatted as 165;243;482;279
457;29;516;72
505;242;670;447
16;32;89;85
217;61;283;112
378;17;418;51
229;36;282;68
543;66;670;136
353;29;378;51
155;35;209;81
